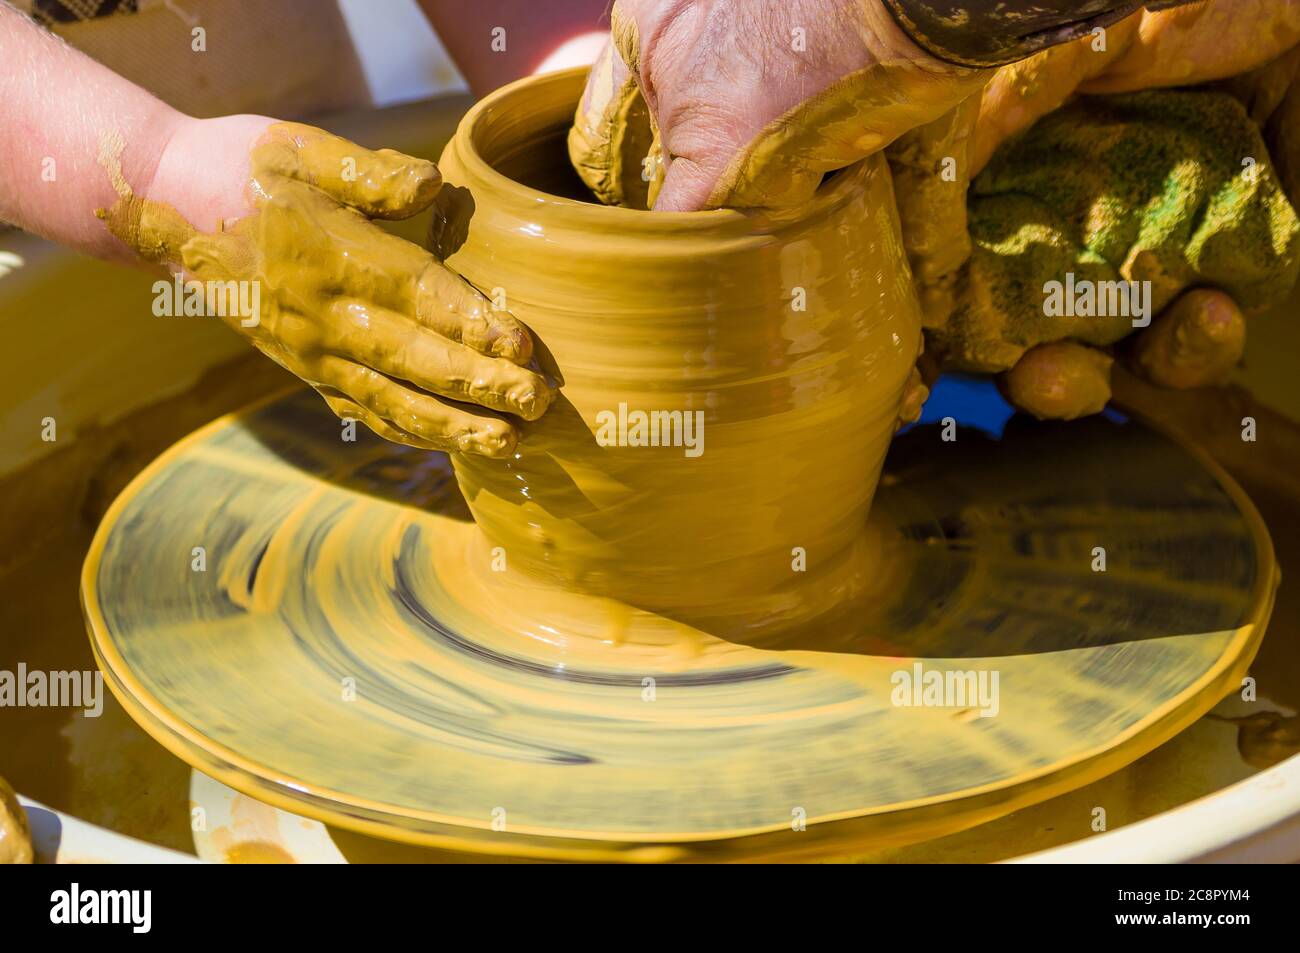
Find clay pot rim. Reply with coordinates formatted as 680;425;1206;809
450;65;872;235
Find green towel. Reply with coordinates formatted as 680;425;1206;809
930;89;1300;373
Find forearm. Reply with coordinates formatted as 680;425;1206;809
417;0;608;94
881;0;1196;66
0;2;188;261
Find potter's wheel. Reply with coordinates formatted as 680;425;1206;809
81;381;1275;861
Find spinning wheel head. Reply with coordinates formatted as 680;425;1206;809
82;384;1274;861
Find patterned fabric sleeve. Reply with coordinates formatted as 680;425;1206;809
9;0;141;26
881;0;1194;67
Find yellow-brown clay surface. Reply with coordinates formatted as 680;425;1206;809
437;69;920;638
0;775;34;864
77;70;1277;862
81;384;1275;860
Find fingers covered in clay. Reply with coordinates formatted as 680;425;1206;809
568;39;658;209
320;392;444;451
1128;288;1246;389
999;342;1113;421
323;299;552;421
316;358;518;458
687;60;988;211
996;289;1245;421
896;366;930;430
414;260;534;364
972;18;1137;177
1079;1;1300;97
928;89;1299;397
143;121;557;453
887;91;984;329
255;122;442;220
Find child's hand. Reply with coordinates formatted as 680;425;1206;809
109;117;553;457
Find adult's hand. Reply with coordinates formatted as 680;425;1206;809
569;0;988;211
1;3;552;456
923;86;1300;419
931;1;1300;419
973;0;1300;177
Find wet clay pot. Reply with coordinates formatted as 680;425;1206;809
434;68;921;640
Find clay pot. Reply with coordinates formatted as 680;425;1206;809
434;68;920;638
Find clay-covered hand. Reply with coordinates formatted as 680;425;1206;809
99;119;553;457
894;0;1300;419
972;0;1300;176
915;88;1300;416
568;0;988;211
923;89;1300;420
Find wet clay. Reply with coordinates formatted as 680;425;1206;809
567;40;656;210
700;60;987;210
436;68;921;640
0;775;33;864
70;68;1282;859
79;385;1274;858
1128;289;1246;390
1210;712;1300;770
96;123;443;273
